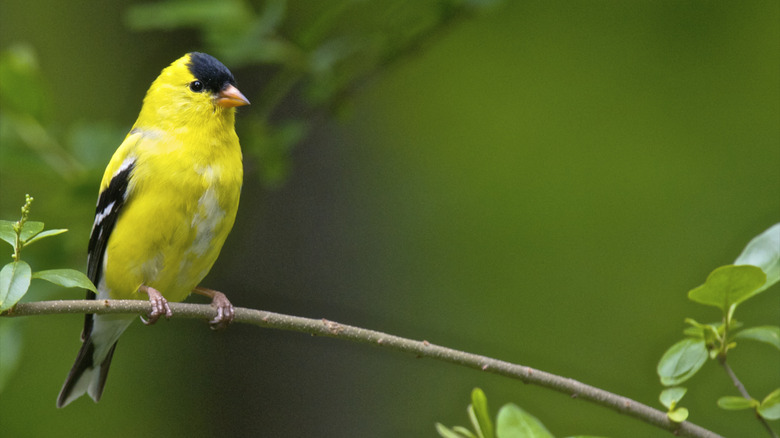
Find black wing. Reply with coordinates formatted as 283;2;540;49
82;158;135;339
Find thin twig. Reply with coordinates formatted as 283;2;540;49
718;356;778;438
3;300;723;438
719;356;751;400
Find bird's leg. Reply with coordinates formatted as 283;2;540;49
138;284;172;325
193;286;235;330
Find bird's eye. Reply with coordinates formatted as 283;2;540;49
189;81;204;92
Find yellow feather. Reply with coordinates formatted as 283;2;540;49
101;53;243;302
58;52;246;408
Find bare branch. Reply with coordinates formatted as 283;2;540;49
3;300;723;438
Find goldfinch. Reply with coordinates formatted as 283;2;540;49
57;52;249;408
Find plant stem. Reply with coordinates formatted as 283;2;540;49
4;299;723;438
718;355;778;438
11;194;34;262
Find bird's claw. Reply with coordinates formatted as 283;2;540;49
139;285;172;325
208;291;234;330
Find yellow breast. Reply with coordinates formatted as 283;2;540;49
101;128;242;302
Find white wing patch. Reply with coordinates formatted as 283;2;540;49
91;157;135;233
115;156;135;178
87;156;136;286
93;201;116;229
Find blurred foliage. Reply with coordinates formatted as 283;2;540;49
0;318;21;393
0;0;778;437
0;0;500;271
0;45;86;181
124;0;500;187
0;0;501;221
0;44;126;293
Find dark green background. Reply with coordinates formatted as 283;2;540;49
1;1;778;437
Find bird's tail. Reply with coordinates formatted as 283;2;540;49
56;338;117;408
57;315;133;408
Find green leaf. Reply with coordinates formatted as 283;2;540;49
0;220;15;247
684;318;723;345
24;228;67;246
467;405;483;438
734;326;780;351
436;423;468;438
758;388;780;420
682;325;702;338
660;387;689;423
19;221;44;242
717;396;757;410
453;427;478;438
659;387;687;409
495;404;553;438
688;265;766;313
667;407;689;423
435;424;477;438
32;269;96;292
657;338;708;386
734;223;780;295
683;318;725;340
470;388;494;438
0;261;31;311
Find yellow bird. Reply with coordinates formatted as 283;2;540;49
57;52;249;408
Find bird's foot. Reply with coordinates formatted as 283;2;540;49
193;287;235;330
138;285;172;325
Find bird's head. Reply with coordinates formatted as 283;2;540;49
138;52;249;129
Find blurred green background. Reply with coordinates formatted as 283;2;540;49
1;1;778;437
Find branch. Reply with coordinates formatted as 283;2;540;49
719;355;752;400
718;356;778;438
3;300;722;438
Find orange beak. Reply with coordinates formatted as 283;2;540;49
216;84;250;108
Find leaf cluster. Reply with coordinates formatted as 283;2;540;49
436;388;604;438
0;195;95;312
656;224;780;425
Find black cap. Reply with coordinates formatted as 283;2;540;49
186;52;236;94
